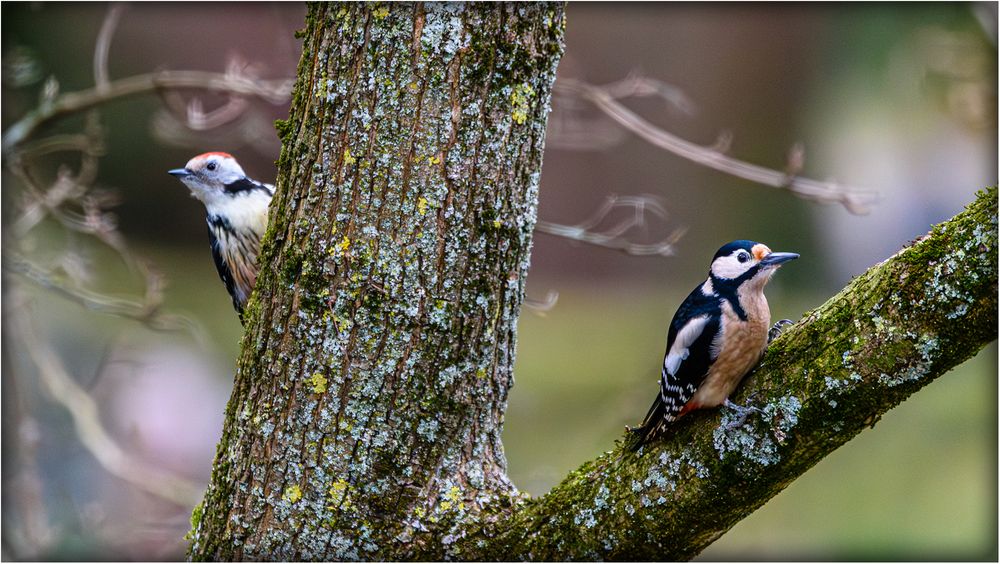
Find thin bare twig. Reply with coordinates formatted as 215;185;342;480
2;70;293;154
9;295;204;508
5;254;207;342
524;291;560;313
600;71;698;116
536;194;686;256
94;3;125;92
554;77;879;214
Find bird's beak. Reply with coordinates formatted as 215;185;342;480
760;251;799;266
168;168;192;178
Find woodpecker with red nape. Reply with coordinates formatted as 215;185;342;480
629;240;798;450
168;152;274;322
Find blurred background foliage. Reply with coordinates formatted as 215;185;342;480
2;3;996;560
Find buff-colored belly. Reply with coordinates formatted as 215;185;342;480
689;300;769;408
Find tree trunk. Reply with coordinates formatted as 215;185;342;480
188;3;566;560
188;2;997;560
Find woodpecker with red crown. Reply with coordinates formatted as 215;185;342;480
169;152;274;323
629;240;798;450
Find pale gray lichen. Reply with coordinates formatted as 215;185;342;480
593;484;610;511
877;333;939;386
841;349;854;367
823;372;861;394
712;394;802;468
193;2;567;559
573;508;598;529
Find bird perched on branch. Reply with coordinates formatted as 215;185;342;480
168;152;274;322
628;240;798;450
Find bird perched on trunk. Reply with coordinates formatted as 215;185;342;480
628;240;798;450
168;152;274;323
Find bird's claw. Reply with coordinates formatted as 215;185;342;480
768;319;794;343
722;397;763;430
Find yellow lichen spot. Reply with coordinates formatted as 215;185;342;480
335;236;351;254
439;500;452;511
283;485;302;504
372;5;389;19
343;148;356;166
458;502;466;511
476;367;487;379
510;83;535;125
309;373;328;394
408;81;419;91
493;218;501;229
328;478;354;509
417;197;429;216
446;485;461;502
414;507;425;519
428;155;441;166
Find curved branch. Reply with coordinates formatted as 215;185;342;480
555;78;879;215
93;3;125;91
2;71;292;154
464;187;997;559
9;296;205;507
536;194;686;256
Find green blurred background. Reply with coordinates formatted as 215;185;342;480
2;2;996;560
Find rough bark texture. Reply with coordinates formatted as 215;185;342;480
466;187;997;560
188;3;565;560
188;2;997;560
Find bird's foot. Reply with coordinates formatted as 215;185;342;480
768;319;794;343
722;397;763;430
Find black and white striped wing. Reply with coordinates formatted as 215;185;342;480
207;225;244;319
630;286;721;447
658;314;718;421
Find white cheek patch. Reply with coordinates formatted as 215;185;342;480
663;315;709;376
710;251;754;280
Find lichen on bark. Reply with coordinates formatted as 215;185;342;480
188;3;565;560
468;187;997;560
188;1;996;559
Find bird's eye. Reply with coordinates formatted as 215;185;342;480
207;161;217;171
737;251;750;263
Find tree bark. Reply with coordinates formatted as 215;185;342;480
464;187;997;560
188;2;997;560
189;3;566;560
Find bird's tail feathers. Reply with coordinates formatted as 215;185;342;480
625;395;665;453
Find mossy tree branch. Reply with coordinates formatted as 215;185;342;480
467;187;997;560
188;1;996;559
